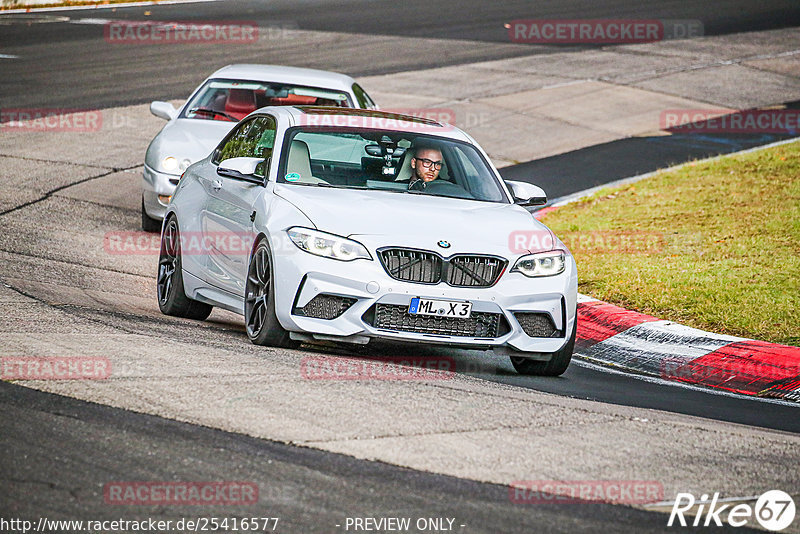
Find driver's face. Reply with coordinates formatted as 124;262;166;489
411;149;443;182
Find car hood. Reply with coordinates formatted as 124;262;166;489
273;185;556;257
145;118;236;169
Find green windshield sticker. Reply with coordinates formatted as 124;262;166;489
285;172;301;182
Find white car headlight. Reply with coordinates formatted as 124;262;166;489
162;156;179;172
287;227;372;261
511;251;566;277
161;156;192;173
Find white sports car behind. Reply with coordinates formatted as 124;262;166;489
142;64;376;231
158;107;578;375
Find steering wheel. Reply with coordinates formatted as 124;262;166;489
420;179;474;199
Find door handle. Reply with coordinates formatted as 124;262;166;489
212;179;222;191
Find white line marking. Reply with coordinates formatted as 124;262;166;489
0;0;217;15
69;17;110;25
646;495;761;508
0;53;19;58
540;79;592;91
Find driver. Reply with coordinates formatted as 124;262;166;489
408;143;444;190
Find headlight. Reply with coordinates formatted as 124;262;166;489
162;157;191;173
511;251;566;277
287;227;372;261
162;156;178;172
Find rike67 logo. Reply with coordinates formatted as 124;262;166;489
669;490;795;531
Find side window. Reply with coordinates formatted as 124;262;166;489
214;116;277;177
352;83;376;110
451;145;504;202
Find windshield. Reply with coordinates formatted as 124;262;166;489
278;129;509;203
181;79;353;122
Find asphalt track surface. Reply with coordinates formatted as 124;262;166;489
1;0;800;109
455;352;800;434
5;380;759;534
500;131;799;199
1;1;799;532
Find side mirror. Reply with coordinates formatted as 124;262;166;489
506;180;547;206
217;157;266;185
150;101;177;121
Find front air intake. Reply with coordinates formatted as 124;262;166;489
514;312;560;337
294;294;357;320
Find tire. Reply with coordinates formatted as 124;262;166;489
244;239;298;348
142;197;163;233
156;216;213;320
510;317;576;376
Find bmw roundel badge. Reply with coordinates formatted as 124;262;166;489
437;240;451;249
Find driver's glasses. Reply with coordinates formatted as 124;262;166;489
414;157;443;170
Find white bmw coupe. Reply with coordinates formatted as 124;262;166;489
158;107;578;375
142;64;376;231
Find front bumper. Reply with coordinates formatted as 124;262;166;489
142;164;180;221
271;235;578;355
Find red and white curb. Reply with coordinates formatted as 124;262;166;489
534;137;800;402
574;296;800;401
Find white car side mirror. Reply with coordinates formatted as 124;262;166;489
217;157;266;185
506;180;547;206
150;101;177;121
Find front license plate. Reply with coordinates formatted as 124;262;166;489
409;297;472;318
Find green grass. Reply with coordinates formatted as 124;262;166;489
541;140;800;346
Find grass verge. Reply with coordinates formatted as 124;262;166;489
541;140;800;346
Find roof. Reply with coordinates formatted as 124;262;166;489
207;64;356;92
252;106;472;142
297;106;442;125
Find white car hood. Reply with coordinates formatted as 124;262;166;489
146;118;236;169
273;185;555;257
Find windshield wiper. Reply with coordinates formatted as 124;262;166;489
187;108;238;122
284;182;427;194
280;182;368;189
315;183;368;189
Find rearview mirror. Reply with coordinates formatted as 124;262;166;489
150;101;177;121
217;157;266;185
505;181;547;206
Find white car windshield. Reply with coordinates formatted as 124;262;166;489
279;129;510;203
181;79;353;122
